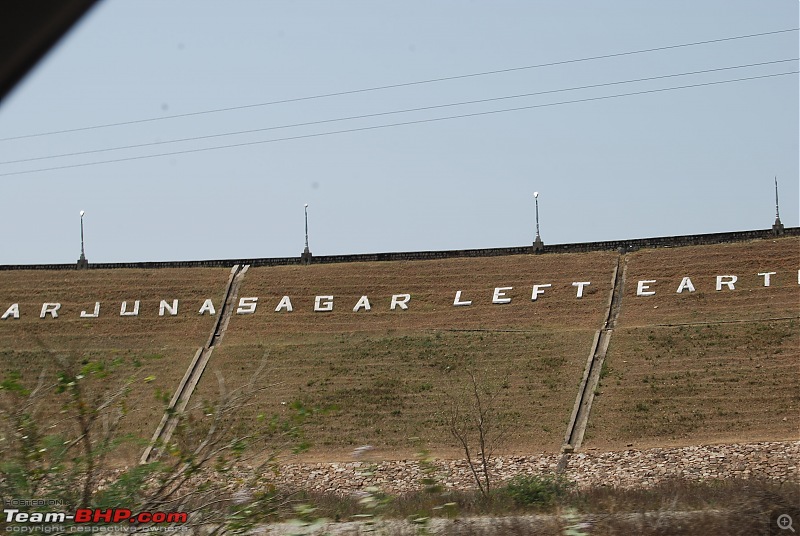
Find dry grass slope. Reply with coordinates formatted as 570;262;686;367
0;268;231;461
194;252;619;460
0;237;796;464
587;237;799;450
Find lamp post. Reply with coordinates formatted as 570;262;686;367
533;192;544;253
301;203;313;263
773;176;784;235
77;210;89;269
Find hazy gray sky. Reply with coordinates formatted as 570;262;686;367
0;1;797;264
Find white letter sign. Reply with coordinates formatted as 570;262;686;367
453;291;472;306
236;297;258;314
758;272;776;287
314;296;334;312
159;299;179;316
120;301;140;316
1;304;19;320
40;303;61;318
198;299;216;315
676;277;695;293
80;302;100;318
275;296;293;312
353;296;371;312
716;275;737;291
572;282;591;298
637;280;656;296
531;284;551;301
390;294;410;310
492;287;512;304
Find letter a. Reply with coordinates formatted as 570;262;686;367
353;296;371;312
1;304;19;320
198;299;216;315
676;277;695;293
275;296;293;312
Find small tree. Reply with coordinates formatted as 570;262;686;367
0;351;309;534
0;356;132;508
445;367;509;499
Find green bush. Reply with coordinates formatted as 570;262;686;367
502;474;575;508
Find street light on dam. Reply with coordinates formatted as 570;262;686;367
301;203;313;264
533;192;544;253
772;176;784;235
77;210;89;269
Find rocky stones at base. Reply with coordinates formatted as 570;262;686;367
275;441;799;494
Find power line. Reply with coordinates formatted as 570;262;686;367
2;58;795;165
0;70;795;178
0;27;796;142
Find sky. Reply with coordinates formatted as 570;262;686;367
0;1;797;264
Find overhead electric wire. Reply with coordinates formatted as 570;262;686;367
0;27;796;142
0;70;795;178
1;58;796;166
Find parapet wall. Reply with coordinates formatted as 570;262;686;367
2;227;797;271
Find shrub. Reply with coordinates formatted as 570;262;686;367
502;474;575;508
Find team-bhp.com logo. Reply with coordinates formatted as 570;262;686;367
74;509;187;524
5;507;187;525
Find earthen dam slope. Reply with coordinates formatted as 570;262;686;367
0;232;796;463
